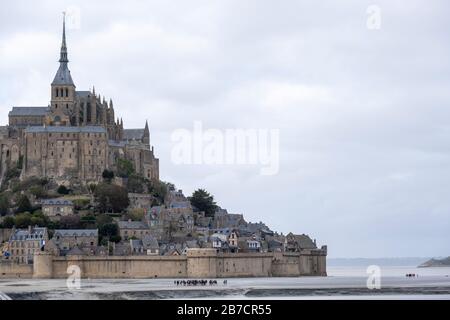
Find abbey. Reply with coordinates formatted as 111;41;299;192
0;17;159;184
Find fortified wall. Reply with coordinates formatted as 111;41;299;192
1;248;326;279
27;248;327;279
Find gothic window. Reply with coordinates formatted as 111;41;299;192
55;104;58;109
65;88;69;97
66;104;69;109
60;88;64;97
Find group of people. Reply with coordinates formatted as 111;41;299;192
173;279;228;286
406;273;418;277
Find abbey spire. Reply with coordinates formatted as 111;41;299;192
143;120;150;145
52;12;74;86
59;12;68;63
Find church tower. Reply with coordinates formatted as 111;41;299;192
143;120;150;146
50;13;76;126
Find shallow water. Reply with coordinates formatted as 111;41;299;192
1;266;449;300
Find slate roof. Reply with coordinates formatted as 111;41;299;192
118;220;149;230
9;107;49;117
52;63;75;85
66;246;86;256
142;235;159;249
42;199;73;206
287;233;317;249
76;91;91;98
54;229;98;237
123;129;144;140
10;227;47;241
25;126;106;133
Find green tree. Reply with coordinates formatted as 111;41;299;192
189;189;217;217
94;183;129;213
88;184;97;194
15;212;32;228
148;180;168;205
99;223;120;243
57;185;70;195
16;194;32;213
96;213;113;228
116;158;134;178
2;216;15;228
126;208;145;221
29;185;47;199
102;169;115;182
126;174;146;193
0;193;10;216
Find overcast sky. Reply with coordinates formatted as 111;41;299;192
1;0;449;258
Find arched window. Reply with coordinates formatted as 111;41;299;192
56;88;59;97
65;88;69;97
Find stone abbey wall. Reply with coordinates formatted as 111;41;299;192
29;248;327;279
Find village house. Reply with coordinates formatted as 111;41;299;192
52;229;98;253
167;189;191;209
210;232;229;251
194;226;210;242
41;199;74;220
129;235;160;255
8;226;48;264
181;240;200;255
285;232;317;252
228;229;239;252
214;209;247;229
118;220;150;240
237;236;262;253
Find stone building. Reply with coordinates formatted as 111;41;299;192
128;193;154;209
53;229;98;252
285;232;317;252
8;226;48;264
0;16;159;185
41;198;74;220
118;220;150;240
